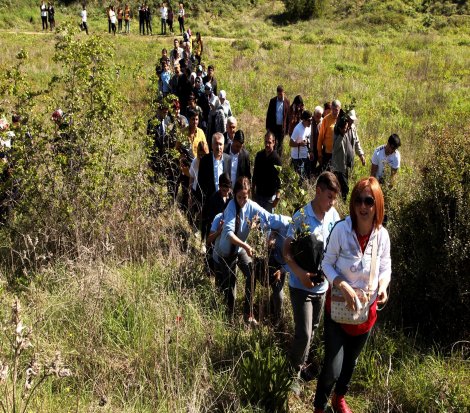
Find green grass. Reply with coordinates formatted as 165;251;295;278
0;1;469;411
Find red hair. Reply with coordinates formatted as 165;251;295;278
349;177;385;230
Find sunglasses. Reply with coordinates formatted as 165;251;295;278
354;196;375;207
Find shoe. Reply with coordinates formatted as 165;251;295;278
245;314;258;327
299;364;317;382
331;393;352;413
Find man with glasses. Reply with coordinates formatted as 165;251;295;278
371;134;401;187
290;110;313;181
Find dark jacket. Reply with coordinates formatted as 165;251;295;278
266;96;290;134
197;152;231;202
252;149;281;197
224;146;252;181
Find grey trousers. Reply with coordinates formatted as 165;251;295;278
289;286;325;369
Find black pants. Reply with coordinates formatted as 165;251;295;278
272;124;285;157
111;23;116;35
108;19;111;33
334;170;349;201
81;21;89;35
118;19;122;32
139;19;145;34
41;16;48;30
146;20;152;35
178;17;185;34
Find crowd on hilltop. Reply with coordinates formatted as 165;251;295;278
143;28;402;413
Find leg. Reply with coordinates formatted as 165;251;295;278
219;256;237;318
313;313;347;411
237;250;255;317
334;171;349;201
334;328;370;396
270;266;286;322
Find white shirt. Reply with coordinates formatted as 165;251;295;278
290;121;310;159
213;155;223;192
189;158;200;191
371;144;400;179
81;10;87;22
41;4;47;16
160;6;168;19
109;11;116;24
229;150;239;188
178;7;185;18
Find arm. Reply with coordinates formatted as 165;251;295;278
352;128;366;166
317;121;325;162
206;218;224;246
377;230;392;304
370;163;379;178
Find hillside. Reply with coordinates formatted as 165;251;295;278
0;1;469;412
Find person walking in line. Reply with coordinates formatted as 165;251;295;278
107;4;112;33
80;5;89;35
283;172;341;384
194;32;203;65
47;2;55;31
318;99;341;171
124;4;131;34
167;5;174;34
313;177;391;413
117;6;123;33
177;3;185;35
40;1;48;30
109;6;117;35
266;85;290;157
145;4;152;35
160;2;168;35
370;134;401;187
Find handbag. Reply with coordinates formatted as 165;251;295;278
330;234;378;325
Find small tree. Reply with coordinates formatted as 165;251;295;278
282;0;328;20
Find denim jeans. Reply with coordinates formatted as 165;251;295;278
313;312;371;410
289;287;325;369
161;18;166;34
291;157;309;182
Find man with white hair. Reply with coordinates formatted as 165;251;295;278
223;116;237;152
207;96;225;146
309;105;323;178
218;90;233;130
317;99;341;170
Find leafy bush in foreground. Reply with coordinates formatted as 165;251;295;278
386;125;470;345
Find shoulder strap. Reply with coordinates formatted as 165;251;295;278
368;232;378;294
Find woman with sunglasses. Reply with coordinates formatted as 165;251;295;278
313;177;391;413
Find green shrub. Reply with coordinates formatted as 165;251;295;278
386;125;470;345
238;339;292;412
231;39;257;52
282;0;328;20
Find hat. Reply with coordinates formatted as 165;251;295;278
204;82;212;91
347;109;357;121
218;90;226;99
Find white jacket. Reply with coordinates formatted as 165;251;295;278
322;216;391;295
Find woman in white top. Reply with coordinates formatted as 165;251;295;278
177;3;185;35
109;6;117;35
313;176;391;413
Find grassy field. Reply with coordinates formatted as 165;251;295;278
0;0;469;412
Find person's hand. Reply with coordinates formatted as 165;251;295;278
377;284;388;305
273;196;280;208
360;154;366;166
273;269;281;282
299;271;314;289
217;219;224;234
244;243;253;257
338;281;360;312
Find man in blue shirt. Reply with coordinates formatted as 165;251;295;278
283;171;341;383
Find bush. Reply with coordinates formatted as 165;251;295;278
282;0;328;20
386;125;470;345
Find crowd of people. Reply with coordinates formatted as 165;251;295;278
26;12;402;410
144;26;402;412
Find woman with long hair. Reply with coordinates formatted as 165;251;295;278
313;177;391;413
288;95;304;136
215;176;275;324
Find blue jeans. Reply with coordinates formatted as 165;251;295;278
289;287;325;369
313;313;371;410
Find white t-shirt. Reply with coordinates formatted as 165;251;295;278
371;144;400;179
290;121;310;159
81;10;87;22
41;4;47;17
160;6;168;19
189;158;200;191
109;11;117;24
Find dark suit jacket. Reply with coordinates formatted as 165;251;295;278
197;152;231;202
266;96;290;134
224;146;252;181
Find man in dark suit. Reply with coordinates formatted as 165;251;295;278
198;132;231;205
224;130;251;186
265;85;290;157
223;116;237;152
